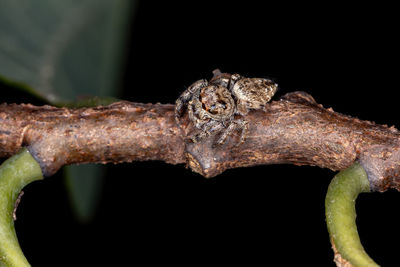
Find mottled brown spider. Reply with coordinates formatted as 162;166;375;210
175;70;278;146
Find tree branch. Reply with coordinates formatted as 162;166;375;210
1;91;400;192
0;102;185;176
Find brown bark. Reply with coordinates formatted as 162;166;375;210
0;102;185;176
1;91;400;192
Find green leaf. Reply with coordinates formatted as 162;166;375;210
0;0;133;102
57;96;120;108
0;0;134;222
0;75;49;103
64;165;105;223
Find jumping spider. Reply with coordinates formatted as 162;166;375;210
175;70;278;146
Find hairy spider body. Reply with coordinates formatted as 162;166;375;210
175;71;277;146
175;79;208;124
230;74;278;115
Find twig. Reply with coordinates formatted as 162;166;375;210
1;91;400;192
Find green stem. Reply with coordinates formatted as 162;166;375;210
0;148;43;267
325;162;379;267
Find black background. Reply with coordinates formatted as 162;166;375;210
1;1;400;266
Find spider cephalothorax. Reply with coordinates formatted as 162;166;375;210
175;70;278;146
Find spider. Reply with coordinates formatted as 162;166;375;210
175;70;278;146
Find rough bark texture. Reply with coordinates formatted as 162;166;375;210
1;91;400;192
0;102;185;176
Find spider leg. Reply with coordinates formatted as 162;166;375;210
210;74;230;88
215;119;248;146
236;119;249;146
175;79;208;124
192;131;208;143
188;99;211;129
236;100;250;116
215;121;237;146
228;73;242;91
192;120;223;143
212;69;222;78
